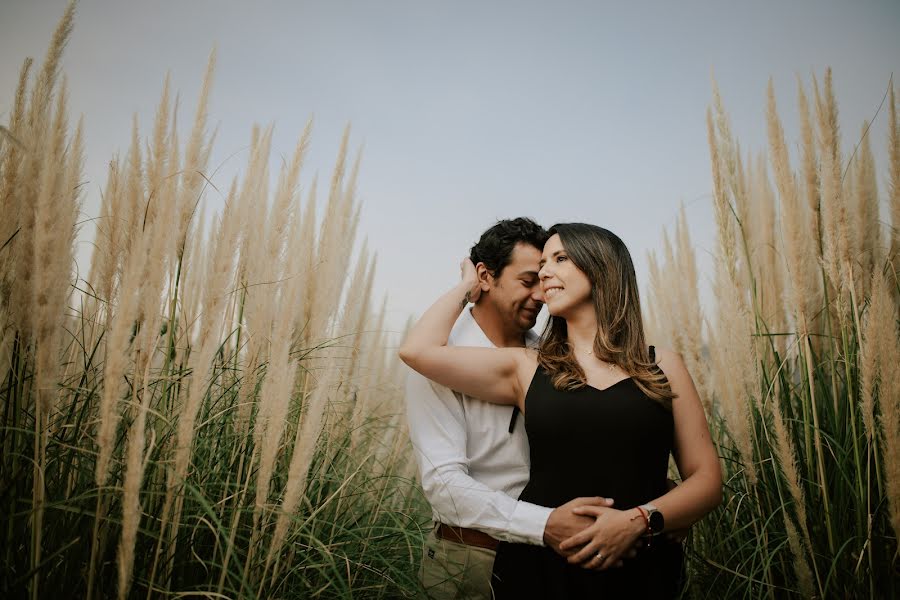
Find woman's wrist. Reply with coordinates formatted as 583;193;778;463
456;278;479;305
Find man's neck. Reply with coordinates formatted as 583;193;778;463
470;302;527;349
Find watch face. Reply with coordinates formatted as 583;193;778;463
649;510;664;533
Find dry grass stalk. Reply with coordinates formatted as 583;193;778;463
796;82;821;253
85;158;123;315
32;77;79;418
287;174;318;346
751;154;787;357
863;269;900;542
889;85;899;267
266;360;340;573
814;70;855;319
853;123;879;296
707;100;760;483
175;50;216;257
164;142;239;556
643;250;666;348
250;130;311;523
767;83;820;339
770;376;816;593
0;57;33;321
349;296;389;453
121;116;147;276
673;206;710;410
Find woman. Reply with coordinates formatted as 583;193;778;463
400;223;721;598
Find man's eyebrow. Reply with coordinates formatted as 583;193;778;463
517;270;539;278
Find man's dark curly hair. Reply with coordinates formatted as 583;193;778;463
469;217;549;278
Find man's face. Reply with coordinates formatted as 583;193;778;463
483;242;544;332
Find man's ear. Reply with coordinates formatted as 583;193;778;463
474;262;493;292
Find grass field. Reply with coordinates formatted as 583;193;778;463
2;5;898;599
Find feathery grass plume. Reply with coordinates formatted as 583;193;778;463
136;96;177;340
249;129;311;522
141;74;172;236
350;296;389;453
889;84;899;265
175;50;216;258
853;122;879;295
288;174;318;350
116;87;184;600
814;70;855;318
8;3;74;348
767;82;820;338
673;205;710;410
0;57;33;316
85;158;123;312
771;376;817;595
658;231;680;348
707;107;738;285
94;201;147;486
116;350;156;600
32;76;79;419
260;232;327;576
706;102;759;484
783;517;815;598
266;359;341;575
303;127;355;347
863;265;900;508
228;126;275;450
643;250;666;347
867;267;900;542
164;160;242;560
752;154;786;354
797;80;823;258
178;194;208;350
325;241;374;435
120;116;144;281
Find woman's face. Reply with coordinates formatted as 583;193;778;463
538;234;592;317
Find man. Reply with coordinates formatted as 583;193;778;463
405;218;612;599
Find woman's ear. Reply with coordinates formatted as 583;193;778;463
475;262;493;292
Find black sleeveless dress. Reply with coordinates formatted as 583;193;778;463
491;350;683;598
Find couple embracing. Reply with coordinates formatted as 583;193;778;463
402;218;722;599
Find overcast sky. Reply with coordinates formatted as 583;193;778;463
2;1;898;334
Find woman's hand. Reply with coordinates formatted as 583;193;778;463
460;258;481;304
558;506;646;570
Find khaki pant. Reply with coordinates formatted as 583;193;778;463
419;523;497;600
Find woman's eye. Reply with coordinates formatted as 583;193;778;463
556;255;567;263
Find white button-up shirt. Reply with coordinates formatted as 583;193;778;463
405;308;552;545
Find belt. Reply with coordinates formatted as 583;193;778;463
436;523;499;551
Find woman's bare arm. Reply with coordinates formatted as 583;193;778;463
646;348;723;530
398;264;530;408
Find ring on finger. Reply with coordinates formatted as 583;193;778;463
596;551;604;561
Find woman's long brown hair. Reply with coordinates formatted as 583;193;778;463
537;223;675;408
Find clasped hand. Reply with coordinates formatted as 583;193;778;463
544;498;644;571
561;505;646;571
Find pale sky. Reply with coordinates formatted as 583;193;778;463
2;1;898;335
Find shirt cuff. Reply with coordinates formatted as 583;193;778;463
509;502;554;546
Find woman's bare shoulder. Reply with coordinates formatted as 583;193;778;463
651;347;688;377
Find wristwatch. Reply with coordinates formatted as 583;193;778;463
640;503;664;536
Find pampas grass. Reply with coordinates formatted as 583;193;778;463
653;73;900;598
1;9;425;600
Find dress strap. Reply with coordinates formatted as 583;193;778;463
649;345;656;363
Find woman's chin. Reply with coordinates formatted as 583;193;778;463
545;302;567;319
